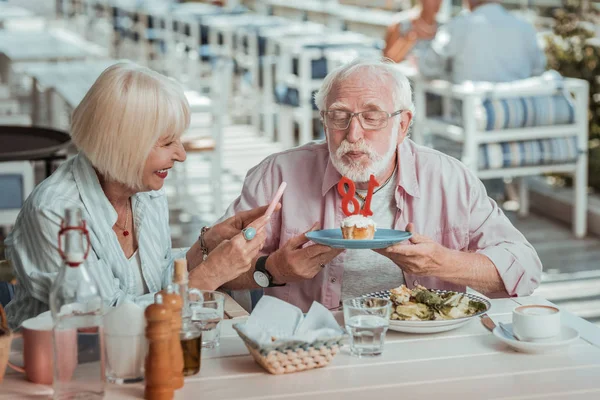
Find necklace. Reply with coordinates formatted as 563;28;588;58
355;166;397;203
114;198;131;237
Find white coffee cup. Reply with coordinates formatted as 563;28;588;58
512;305;561;341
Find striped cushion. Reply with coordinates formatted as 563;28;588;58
478;137;579;169
476;93;575;131
431;136;580;170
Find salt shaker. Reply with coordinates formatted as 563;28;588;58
144;294;174;400
159;285;184;390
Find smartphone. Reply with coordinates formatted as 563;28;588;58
265;182;287;218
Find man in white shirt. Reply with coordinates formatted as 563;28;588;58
418;0;547;84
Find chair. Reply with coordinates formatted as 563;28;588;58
413;71;589;238
0;161;34;229
235;21;327;139
272;32;383;148
172;58;234;218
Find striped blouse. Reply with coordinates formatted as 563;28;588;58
5;153;177;329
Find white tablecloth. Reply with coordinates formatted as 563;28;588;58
3;296;600;399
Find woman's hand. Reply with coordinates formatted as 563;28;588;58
190;208;273;289
203;204;280;253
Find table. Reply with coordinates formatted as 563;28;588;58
20;60;118;127
0;30;106;87
4;296;600;398
0;4;33;27
0;126;71;177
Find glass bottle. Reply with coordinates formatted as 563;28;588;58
172;261;203;376
49;207;105;399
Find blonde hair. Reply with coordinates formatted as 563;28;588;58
71;62;190;190
314;58;415;115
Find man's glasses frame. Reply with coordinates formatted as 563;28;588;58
322;109;404;131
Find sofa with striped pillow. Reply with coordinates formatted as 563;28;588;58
438;70;580;170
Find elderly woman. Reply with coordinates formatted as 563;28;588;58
5;62;271;329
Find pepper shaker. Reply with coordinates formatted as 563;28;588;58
144;294;174;400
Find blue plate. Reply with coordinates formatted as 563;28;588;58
305;228;412;249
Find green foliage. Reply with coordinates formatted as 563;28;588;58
544;0;600;190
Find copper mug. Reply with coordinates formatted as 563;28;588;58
8;314;77;385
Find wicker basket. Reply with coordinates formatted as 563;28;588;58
0;303;12;384
233;323;345;375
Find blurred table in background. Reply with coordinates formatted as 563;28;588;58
20;59;117;127
0;125;71;177
0;30;108;88
0;4;33;29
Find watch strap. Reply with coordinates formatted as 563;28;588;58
255;256;285;288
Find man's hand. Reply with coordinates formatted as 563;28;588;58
266;223;344;283
374;223;446;276
203;204;280;253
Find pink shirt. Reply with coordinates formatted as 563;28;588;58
220;140;542;312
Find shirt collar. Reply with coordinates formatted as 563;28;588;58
72;153;163;227
321;139;420;199
73;153;119;228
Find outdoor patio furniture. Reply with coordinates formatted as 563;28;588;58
413;72;589;238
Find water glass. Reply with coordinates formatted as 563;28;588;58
104;333;147;384
188;289;225;348
343;297;392;357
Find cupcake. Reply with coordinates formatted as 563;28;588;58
340;215;376;240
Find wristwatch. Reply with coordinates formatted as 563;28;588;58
253;256;285;288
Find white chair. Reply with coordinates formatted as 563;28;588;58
235;21;328;139
272;32;382;148
413;72;589;238
0;161;34;228
172;58;234;218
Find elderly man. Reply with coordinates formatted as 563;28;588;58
418;0;546;83
212;59;541;312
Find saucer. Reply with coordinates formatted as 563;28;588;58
305;229;412;250
492;323;579;354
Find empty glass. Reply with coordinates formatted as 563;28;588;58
188;290;225;348
343;297;392;357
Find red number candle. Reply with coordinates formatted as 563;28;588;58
337;177;360;216
359;175;380;217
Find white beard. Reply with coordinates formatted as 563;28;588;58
329;130;398;183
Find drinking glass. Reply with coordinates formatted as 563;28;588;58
343;297;392;357
188;290;225;348
104;333;146;384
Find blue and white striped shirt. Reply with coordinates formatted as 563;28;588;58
5;153;175;329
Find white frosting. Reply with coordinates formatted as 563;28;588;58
340;215;376;229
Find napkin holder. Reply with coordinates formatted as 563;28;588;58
232;296;345;375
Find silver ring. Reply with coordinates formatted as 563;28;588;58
242;227;256;241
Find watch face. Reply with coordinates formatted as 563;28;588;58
253;271;270;288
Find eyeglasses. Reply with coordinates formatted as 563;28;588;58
322;109;404;131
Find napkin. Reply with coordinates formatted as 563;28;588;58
236;296;344;347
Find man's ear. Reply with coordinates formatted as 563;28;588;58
398;111;413;144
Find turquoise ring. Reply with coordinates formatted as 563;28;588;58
242;227;256;241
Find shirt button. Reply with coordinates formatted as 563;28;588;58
330;277;337;283
413;280;419;286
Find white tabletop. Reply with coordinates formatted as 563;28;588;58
22;60;118;108
0;31;99;62
4;296;600;399
0;4;33;22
